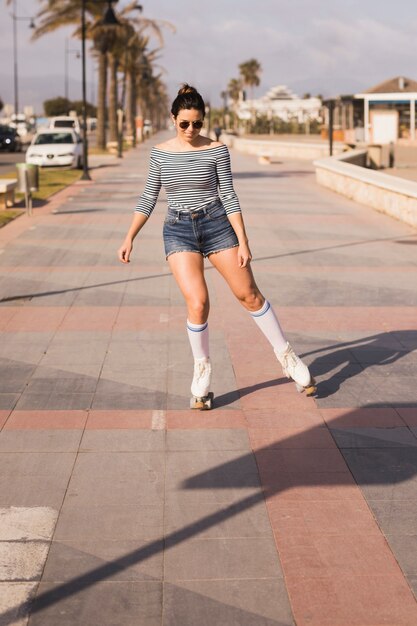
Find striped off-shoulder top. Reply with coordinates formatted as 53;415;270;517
134;144;241;217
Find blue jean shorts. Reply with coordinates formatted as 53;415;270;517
163;200;239;258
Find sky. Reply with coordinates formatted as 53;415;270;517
1;0;417;115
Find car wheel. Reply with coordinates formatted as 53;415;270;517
77;156;83;169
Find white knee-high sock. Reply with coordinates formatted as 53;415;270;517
249;300;288;353
186;320;210;360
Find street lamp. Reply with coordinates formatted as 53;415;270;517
65;39;80;101
80;0;119;181
11;0;35;117
323;99;335;156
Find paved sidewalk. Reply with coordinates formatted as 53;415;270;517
0;137;416;625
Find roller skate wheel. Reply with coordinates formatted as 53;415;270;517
190;392;213;410
306;380;317;396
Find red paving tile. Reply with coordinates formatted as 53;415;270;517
256;448;349;477
59;306;119;331
248;426;335;450
0;308;18;330
268;499;381;538
244;408;324;429
275;306;417;332
114;306;184;331
396;407;417;427
166;409;247;429
86;410;153;429
0;411;11;429
4;307;69;332
319;406;405;428
5;410;88;429
276;532;402;579
259;471;360;502
285;573;417;626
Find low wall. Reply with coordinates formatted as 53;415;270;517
314;149;417;228
223;135;344;160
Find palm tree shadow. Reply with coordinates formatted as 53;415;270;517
303;330;417;399
2;332;417;622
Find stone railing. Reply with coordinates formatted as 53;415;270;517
314;149;417;228
222;135;344;161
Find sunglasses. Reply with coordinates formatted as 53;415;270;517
178;120;204;130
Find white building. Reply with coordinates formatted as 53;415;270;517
237;85;322;123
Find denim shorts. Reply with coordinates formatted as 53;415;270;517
163;200;239;258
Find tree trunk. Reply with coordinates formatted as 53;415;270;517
126;69;137;147
96;51;107;150
108;53;118;145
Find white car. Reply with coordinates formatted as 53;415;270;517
49;116;81;134
26;130;83;169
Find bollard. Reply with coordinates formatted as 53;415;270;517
16;164;39;216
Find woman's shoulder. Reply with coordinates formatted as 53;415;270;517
153;140;174;152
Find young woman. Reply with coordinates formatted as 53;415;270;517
118;85;316;408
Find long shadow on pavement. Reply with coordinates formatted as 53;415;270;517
1;335;416;622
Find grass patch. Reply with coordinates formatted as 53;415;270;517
31;168;82;201
0;168;82;227
0;209;24;227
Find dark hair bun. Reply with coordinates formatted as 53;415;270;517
171;84;205;117
178;84;197;96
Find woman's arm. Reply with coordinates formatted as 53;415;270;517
227;212;252;268
215;146;252;268
119;150;161;263
118;212;148;263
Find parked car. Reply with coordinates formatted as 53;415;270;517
0;125;22;152
26;130;83;169
49;116;81;134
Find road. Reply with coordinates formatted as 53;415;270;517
0;148;26;176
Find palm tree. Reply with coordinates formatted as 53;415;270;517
239;58;262;100
227;78;241;131
27;1;173;149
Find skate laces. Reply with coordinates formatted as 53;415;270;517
281;346;298;375
194;360;210;381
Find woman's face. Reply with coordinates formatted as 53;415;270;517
173;108;204;143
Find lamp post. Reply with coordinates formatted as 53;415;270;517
80;0;119;181
11;0;35;117
65;39;80;101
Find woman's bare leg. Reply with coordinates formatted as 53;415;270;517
208;247;264;311
168;251;209;323
209;247;315;391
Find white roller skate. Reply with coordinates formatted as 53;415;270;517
275;342;317;396
190;357;213;410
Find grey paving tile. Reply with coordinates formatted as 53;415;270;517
163;579;294;626
164;497;272;539
384;534;417;576
0;394;19;410
66;452;165;505
331;427;417;448
0;452;76;477
26;376;97;394
80;430;165;452
28;581;162;626
15;392;94;411
166;430;250;451
164;536;282;581
54;504;163;541
0;475;69;508
368;500;417;534
0;361;35;393
91;391;167;410
0;430;82;453
42;539;163;583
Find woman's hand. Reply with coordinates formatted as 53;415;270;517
118;239;133;263
237;241;252;268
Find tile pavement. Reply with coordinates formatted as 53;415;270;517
0;135;416;624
